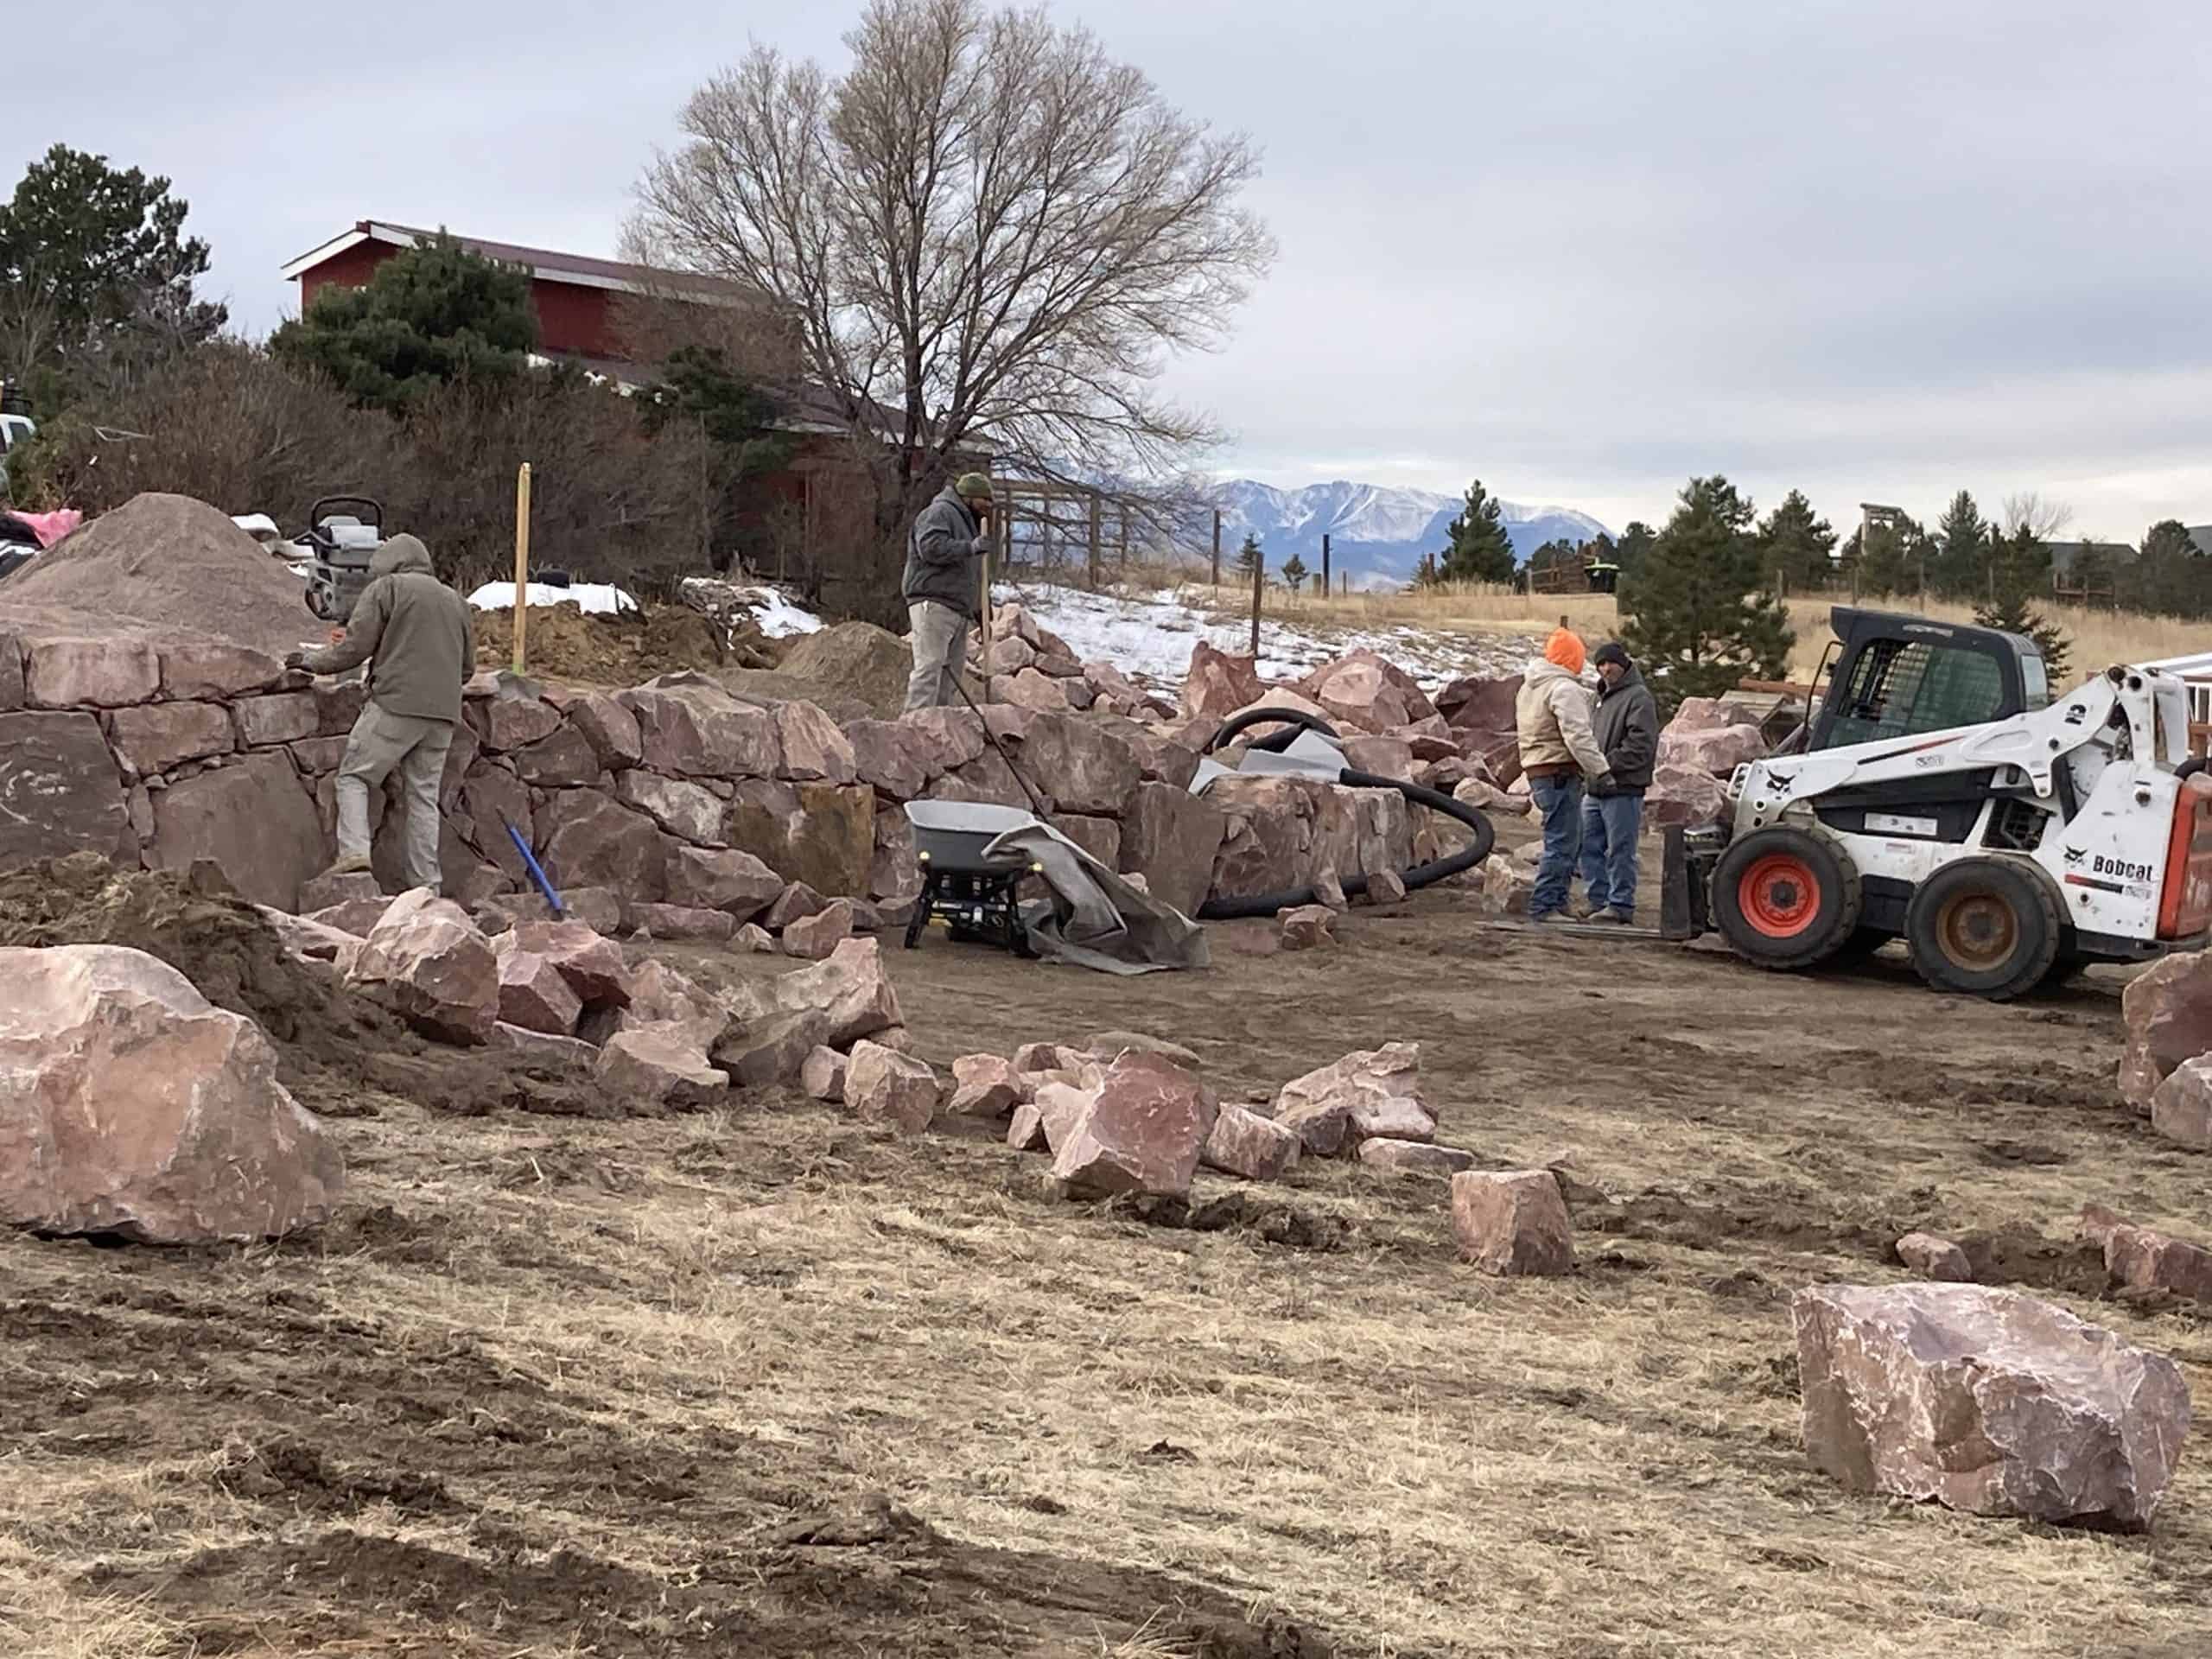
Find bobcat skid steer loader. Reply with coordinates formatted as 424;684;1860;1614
1694;613;2212;999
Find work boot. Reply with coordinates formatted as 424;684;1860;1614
321;851;372;878
1591;907;1633;925
1530;910;1573;925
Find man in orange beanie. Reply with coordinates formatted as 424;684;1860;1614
1515;620;1611;922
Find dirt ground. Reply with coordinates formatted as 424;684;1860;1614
5;830;2210;1657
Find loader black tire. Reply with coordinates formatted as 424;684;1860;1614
1713;825;1862;971
1904;857;2063;1001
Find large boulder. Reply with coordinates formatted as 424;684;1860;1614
1296;647;1437;734
596;1025;729;1110
1202;1104;1302;1182
1050;1052;1219;1198
0;710;130;870
472;690;563;753
147;752;327;911
1450;1169;1575;1275
899;706;988;775
1206;776;1317;904
510;722;604;788
664;843;785;919
1117;782;1226;919
1434;673;1522;735
1020;714;1144;816
348;889;500;1044
1645;763;1729;830
107;700;234;775
0;944;343;1243
721;938;903;1052
723;779;874;896
537;791;669;903
772;700;858;784
1181;641;1263;721
843;717;934;800
493;941;583;1036
620;679;781;778
1657;719;1765;776
1793;1283;2190;1529
2119;950;2212;1116
844;1040;940;1133
561;690;645;770
615;771;728;845
2089;1207;2212;1302
1273;1042;1434;1154
505;918;631;1010
25;636;161;708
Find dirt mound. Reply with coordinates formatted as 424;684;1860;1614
0;492;321;658
0;854;625;1120
767;620;914;719
474;601;731;687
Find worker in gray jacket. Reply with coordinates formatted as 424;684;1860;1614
902;472;994;712
287;533;475;893
1578;641;1660;922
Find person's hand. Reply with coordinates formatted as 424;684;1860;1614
283;650;308;671
1592;771;1616;794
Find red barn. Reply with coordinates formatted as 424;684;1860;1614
280;219;755;369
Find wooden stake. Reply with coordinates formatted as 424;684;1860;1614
512;462;532;675
1211;509;1221;588
1249;539;1263;657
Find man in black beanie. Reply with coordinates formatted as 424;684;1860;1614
1579;640;1659;922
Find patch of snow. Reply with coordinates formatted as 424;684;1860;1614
677;577;823;639
994;581;1534;693
468;581;638;615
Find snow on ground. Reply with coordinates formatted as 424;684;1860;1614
995;582;1534;690
469;581;639;615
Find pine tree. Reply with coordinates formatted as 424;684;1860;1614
1279;552;1309;594
1847;513;1926;597
270;231;537;413
1933;490;1986;597
1613;521;1656;583
1234;531;1262;580
1755;490;1836;591
1438;479;1517;583
1974;524;2070;685
1617;475;1795;712
2134;519;2206;618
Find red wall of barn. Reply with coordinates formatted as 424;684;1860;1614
296;244;622;359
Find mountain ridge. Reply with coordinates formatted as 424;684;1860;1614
1211;479;1612;587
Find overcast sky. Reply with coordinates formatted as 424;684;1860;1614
15;0;2212;537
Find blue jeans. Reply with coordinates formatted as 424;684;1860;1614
1528;773;1584;918
1579;791;1644;915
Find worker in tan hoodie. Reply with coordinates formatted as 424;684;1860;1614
1515;625;1611;922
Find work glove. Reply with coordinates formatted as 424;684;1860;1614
283;650;308;671
1591;771;1617;796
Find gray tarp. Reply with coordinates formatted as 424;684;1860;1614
985;820;1211;976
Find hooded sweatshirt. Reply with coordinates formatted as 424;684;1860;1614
1590;663;1660;794
902;485;990;616
300;534;475;723
1515;656;1608;777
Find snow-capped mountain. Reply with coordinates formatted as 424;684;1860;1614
1213;480;1612;586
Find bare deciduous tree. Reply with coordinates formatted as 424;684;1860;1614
2002;491;2075;543
631;0;1273;552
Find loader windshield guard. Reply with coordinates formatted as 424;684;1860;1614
1812;607;2045;752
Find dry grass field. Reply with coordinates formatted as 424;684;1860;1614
4;817;2207;1658
1172;578;2212;687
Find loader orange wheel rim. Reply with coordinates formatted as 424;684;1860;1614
1936;889;2018;972
1739;853;1821;938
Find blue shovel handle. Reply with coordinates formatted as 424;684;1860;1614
502;814;566;919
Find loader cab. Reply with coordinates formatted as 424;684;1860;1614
1799;607;2048;753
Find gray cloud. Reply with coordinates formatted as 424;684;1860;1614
13;0;2209;537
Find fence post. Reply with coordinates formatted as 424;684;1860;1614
512;462;532;675
1211;510;1222;588
1250;541;1263;657
1322;532;1331;596
1087;493;1103;589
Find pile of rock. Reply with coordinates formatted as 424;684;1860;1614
1646;696;1768;829
981;604;1177;720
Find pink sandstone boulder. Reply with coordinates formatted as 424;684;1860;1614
1116;782;1226;920
899;706;988;774
664;844;785;919
1019;714;1144;816
563;690;644;769
493;943;584;1036
1181;641;1264;721
505;919;632;1011
1365;868;1408;906
1792;1283;2190;1529
1657;720;1766;776
2120;950;2212;1116
632;903;739;943
1202;1103;1302;1182
620;679;782;778
595;1025;729;1110
735;923;775;952
615;771;727;844
728;938;903;1049
159;639;284;701
1895;1232;1974;1282
2088;1207;2212;1303
1050;1052;1219;1198
1280;905;1336;950
844;1040;940;1134
108;700;233;774
537;791;669;903
25;637;160;708
764;881;830;930
772;700;858;784
783;899;856;960
1646;763;1729;830
2150;1057;2212;1150
843;717;934;799
1274;1042;1434;1154
0;944;343;1243
1297;648;1437;734
1450;1169;1575;1275
948;1054;1026;1118
348;889;500;1045
1357;1140;1476;1176
474;691;563;753
801;1046;849;1103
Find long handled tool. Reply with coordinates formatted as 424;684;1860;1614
949;669;1052;822
501;813;566;919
